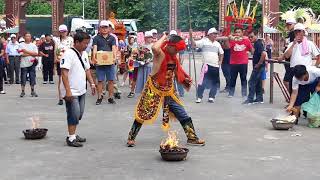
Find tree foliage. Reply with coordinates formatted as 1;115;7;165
0;0;319;32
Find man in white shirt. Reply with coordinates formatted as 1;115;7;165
6;34;21;84
61;32;96;147
284;23;320;92
287;65;320;118
191;27;224;103
19;32;39;98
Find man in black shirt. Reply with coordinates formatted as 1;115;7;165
243;31;267;105
92;20;117;105
39;34;55;84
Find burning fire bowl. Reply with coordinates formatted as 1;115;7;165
159;147;189;161
23;128;48;139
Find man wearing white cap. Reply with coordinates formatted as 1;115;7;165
282;18;297;91
190;27;224;103
151;29;158;43
284;23;320;94
92;20;117;105
6;34;21;84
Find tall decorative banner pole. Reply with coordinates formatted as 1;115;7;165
219;0;227;30
169;0;178;31
51;0;64;36
98;0;107;21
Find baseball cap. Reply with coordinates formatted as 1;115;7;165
35;38;40;41
170;30;178;35
144;31;153;38
40;34;45;38
208;27;218;34
58;24;68;32
99;20;114;29
294;23;306;31
286;18;296;24
19;37;25;43
10;34;16;38
151;29;158;34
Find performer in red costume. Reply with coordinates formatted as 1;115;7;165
127;33;205;147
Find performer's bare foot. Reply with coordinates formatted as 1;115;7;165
127;140;136;147
187;139;205;146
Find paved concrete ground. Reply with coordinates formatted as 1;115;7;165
1;58;320;180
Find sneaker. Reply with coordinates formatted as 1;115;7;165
208;98;215;103
58;99;64;105
76;135;86;143
0;91;6;94
43;81;48;84
15;81;20;84
20;92;25;98
49;81;54;84
253;99;264;104
114;92;121;99
108;98;116;104
4;81;8;84
127;92;135;98
127;140;136;147
187;139;205;146
31;91;38;97
242;99;253;105
220;89;228;93
66;137;83;147
96;98;103;105
195;98;202;103
227;95;233;98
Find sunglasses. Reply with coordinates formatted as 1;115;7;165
294;30;303;33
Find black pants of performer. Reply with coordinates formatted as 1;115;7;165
8;56;20;84
228;64;248;97
42;59;54;82
128;97;199;141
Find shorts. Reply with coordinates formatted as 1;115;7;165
295;79;319;106
56;63;61;76
21;65;36;86
261;67;267;80
133;67;138;81
65;94;85;125
283;67;293;83
96;65;116;82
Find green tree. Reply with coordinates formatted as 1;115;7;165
2;0;320;32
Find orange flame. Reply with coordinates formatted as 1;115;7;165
160;131;180;149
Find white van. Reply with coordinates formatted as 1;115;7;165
83;19;138;34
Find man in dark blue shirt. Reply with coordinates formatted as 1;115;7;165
243;31;267;105
92;20;117;105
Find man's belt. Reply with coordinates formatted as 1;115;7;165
9;55;20;57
